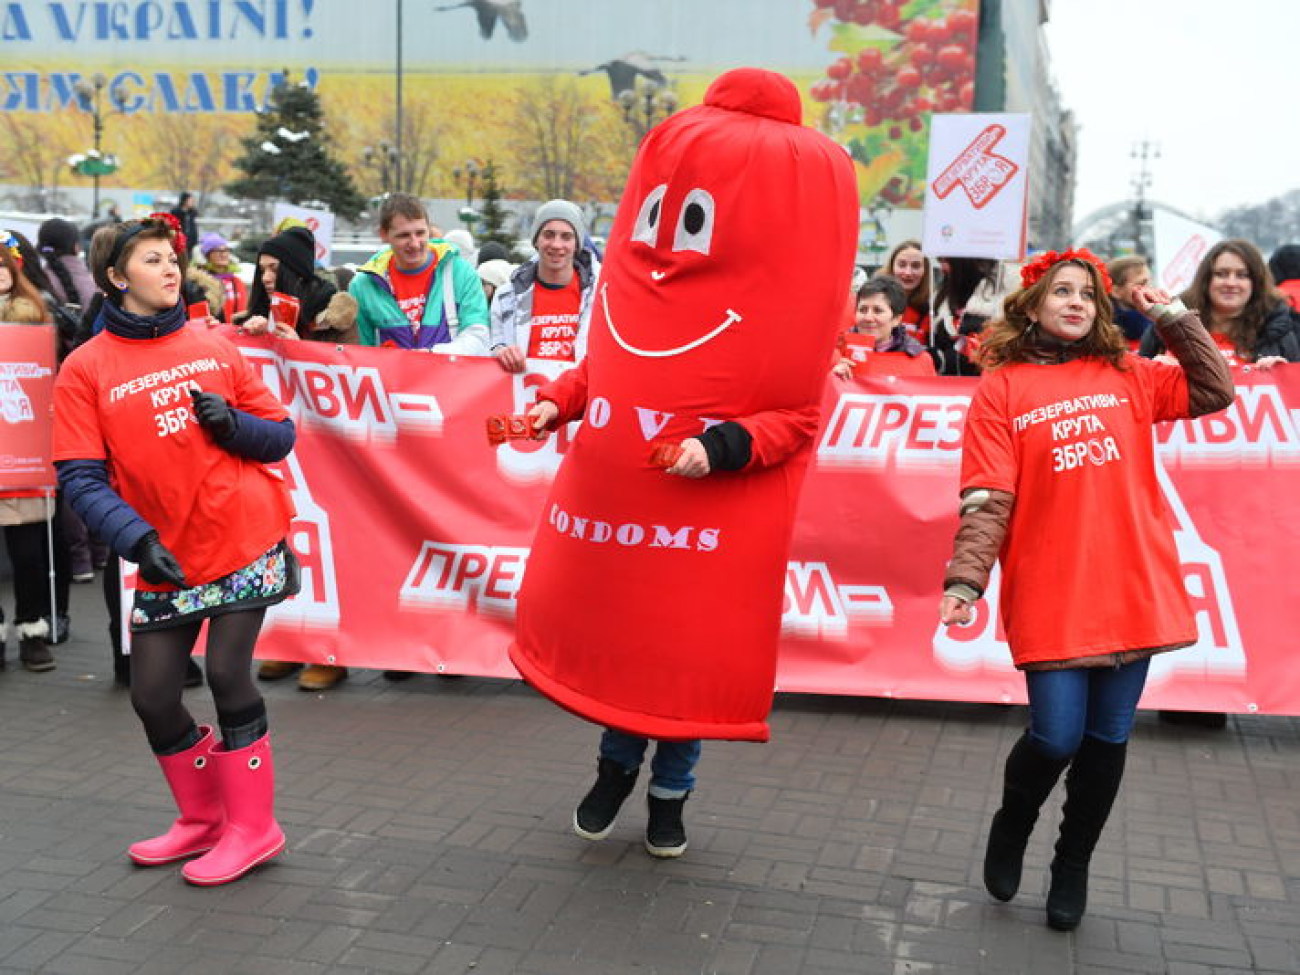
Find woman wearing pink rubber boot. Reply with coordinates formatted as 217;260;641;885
53;217;298;885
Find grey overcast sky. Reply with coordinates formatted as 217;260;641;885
1042;0;1296;229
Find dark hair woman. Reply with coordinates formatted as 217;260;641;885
236;225;357;344
1140;238;1299;367
931;257;1011;376
831;274;935;379
54;217;299;886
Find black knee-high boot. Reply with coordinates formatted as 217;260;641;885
1046;736;1127;931
984;733;1071;901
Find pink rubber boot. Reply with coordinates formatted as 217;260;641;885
182;733;285;886
129;726;226;866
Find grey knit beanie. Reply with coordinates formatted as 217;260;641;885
529;199;586;245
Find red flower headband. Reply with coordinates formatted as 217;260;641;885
1020;247;1111;294
148;211;187;259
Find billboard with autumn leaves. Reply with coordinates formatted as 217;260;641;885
1;0;980;216
807;0;980;209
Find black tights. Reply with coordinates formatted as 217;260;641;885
130;609;267;754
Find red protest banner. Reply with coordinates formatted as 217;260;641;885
0;323;57;492
225;337;1300;715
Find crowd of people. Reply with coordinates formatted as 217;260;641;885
2;189;1298;917
837;240;1300;380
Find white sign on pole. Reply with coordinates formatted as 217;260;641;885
921;113;1032;261
271;202;335;266
1152;208;1222;296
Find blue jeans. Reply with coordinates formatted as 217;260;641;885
1025;659;1150;761
599;728;701;798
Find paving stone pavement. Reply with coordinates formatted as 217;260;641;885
0;578;1297;974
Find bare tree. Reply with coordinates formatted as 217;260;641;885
127;114;229;204
0;114;76;208
508;76;603;200
399;102;444;198
349;101;445;200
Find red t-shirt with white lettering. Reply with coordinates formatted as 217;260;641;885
391;257;437;332
1210;331;1244;366
527;276;582;362
960;355;1197;666
53;325;294;590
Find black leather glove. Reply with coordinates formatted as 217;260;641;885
189;388;236;441
132;531;186;588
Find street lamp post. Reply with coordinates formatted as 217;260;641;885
452;159;482;227
617;78;678;142
395;0;404;192
362;142;401;196
71;73;122;218
1129;140;1160;257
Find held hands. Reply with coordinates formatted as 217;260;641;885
241;315;296;340
133;531;186;588
494;345;527;373
189;388;236;441
939;594;974;626
526;399;560;437
1251;356;1288;371
665;438;711;478
831;358;855;380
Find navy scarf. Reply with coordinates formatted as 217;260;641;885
94;298;186;340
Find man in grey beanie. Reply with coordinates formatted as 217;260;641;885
489;199;599;373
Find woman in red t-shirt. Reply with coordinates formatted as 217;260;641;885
831;274;937;379
52;217;299;887
938;250;1234;931
1140;239;1299;367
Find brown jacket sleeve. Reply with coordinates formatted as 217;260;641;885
943;488;1014;599
1153;307;1234;417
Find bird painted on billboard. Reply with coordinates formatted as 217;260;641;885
580;53;686;100
433;0;528;41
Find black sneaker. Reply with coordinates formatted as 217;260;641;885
573;757;639;840
645;794;689;858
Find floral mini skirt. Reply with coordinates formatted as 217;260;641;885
130;540;300;632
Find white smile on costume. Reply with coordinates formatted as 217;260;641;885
601;285;742;358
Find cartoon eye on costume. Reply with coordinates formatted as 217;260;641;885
672;189;715;255
632;184;669;247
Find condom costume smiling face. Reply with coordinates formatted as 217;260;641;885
509;68;859;742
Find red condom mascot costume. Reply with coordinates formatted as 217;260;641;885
509;68;859;743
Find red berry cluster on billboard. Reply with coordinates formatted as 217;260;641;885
807;0;980;208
